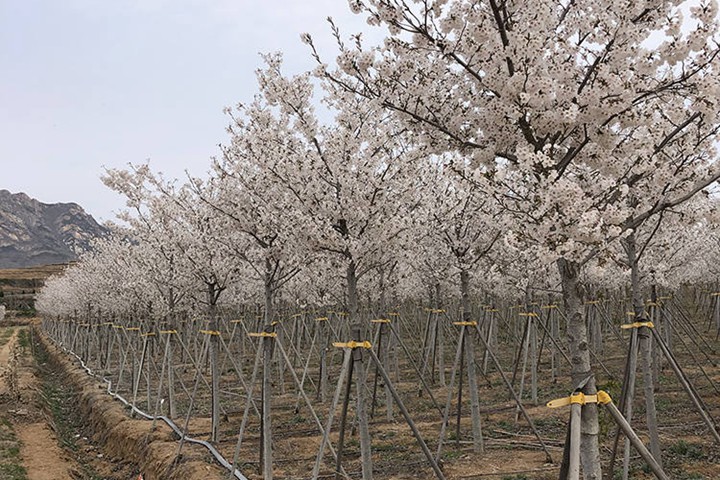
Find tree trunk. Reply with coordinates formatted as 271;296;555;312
379;265;387;315
261;334;274;479
346;259;372;480
557;258;601;480
264;258;274;328
624;232;663;468
208;283;221;443
318;321;328;403
347;259;360;323
465;329;484;453
460;268;471;322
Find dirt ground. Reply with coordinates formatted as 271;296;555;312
3;300;720;480
0;323;139;480
0;325;77;479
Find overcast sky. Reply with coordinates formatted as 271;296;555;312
1;0;381;223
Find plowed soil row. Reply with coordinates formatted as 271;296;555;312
0;322;226;480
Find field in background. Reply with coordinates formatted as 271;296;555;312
0;264;68;313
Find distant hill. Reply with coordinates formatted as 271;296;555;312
0;189;108;268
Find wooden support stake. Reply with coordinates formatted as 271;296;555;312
603;399;670;480
367;348;446;480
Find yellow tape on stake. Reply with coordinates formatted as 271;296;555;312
453;321;478;326
519;312;538;317
247;332;277;338
200;329;221;336
141;332;156;337
126;327;140;331
371;319;391;324
159;330;177;334
333;341;372;349
230;319;244;323
547;390;612;409
621;321;654;330
315;317;329;322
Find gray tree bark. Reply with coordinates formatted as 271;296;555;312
624;231;663;469
347;260;373;480
557;258;601;480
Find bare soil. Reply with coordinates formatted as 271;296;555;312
18;423;77;480
4;298;720;480
0;322;225;480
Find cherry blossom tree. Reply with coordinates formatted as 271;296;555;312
305;1;720;475
416;158;504;321
238;54;422;329
227;53;426;478
103;164;248;442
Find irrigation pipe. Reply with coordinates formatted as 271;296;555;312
53;341;249;480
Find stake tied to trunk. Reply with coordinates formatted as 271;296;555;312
621;321;655;330
547;390;612;409
333;341;372;349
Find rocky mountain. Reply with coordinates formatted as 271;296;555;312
0;189;108;268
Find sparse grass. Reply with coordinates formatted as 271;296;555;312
654;395;674;412
0;328;16;354
290;414;306;424
533;416;562;429
496;419;514;430
32;340;80;452
0;463;28;480
0;411;27;479
669;440;705;460
442;449;463;460
16;329;29;350
373;442;407;453
0;326;28;480
31;336;104;480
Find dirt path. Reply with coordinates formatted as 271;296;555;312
0;325;79;480
0;322;224;480
18;423;77;480
0;327;18;373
